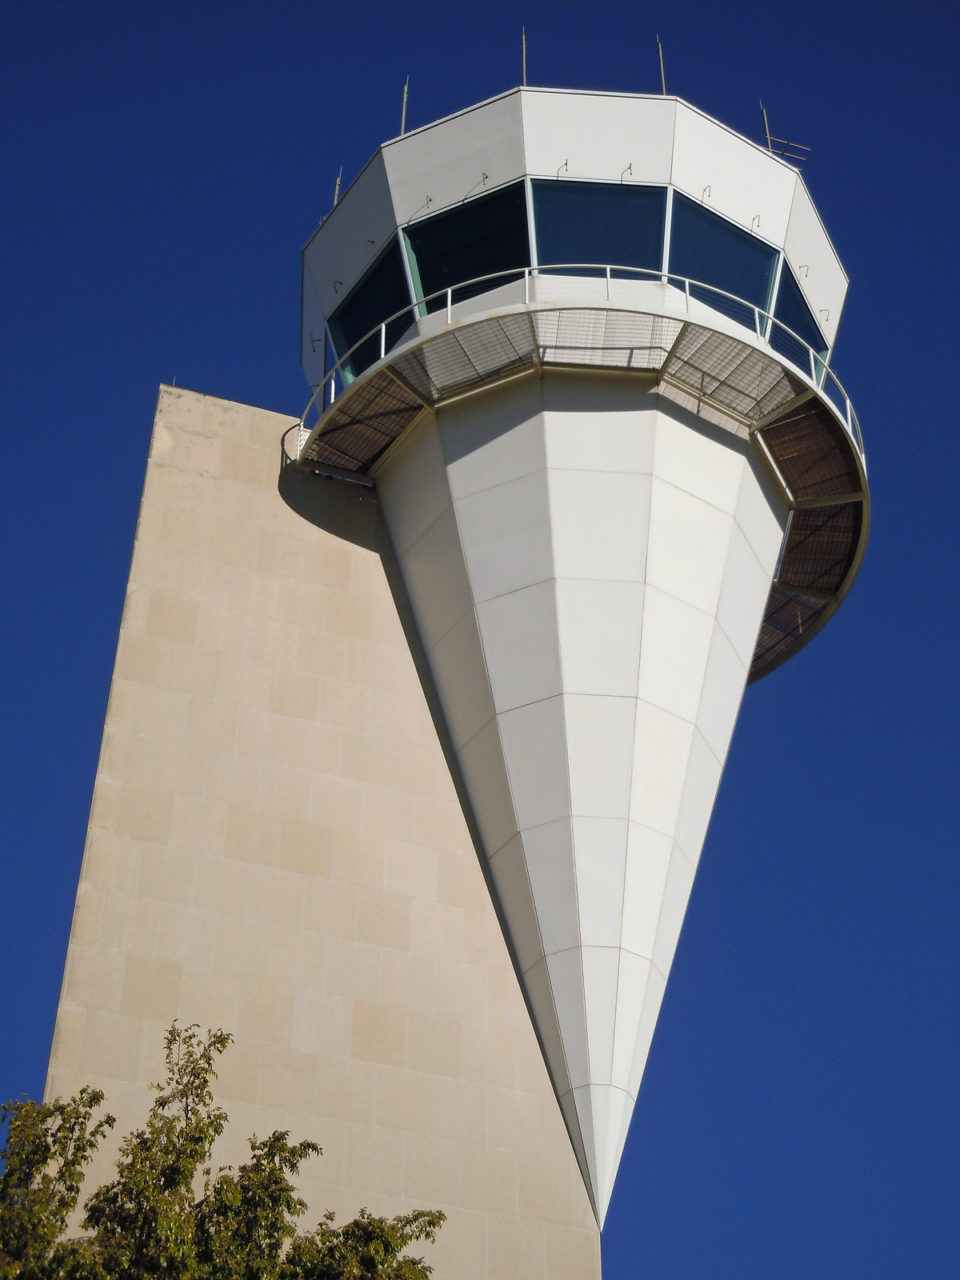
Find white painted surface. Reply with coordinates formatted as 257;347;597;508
784;177;849;346
426;610;493;751
555;578;646;698
454;471;555;603
382;91;525;225
671;101;797;244
521;90;675;186
302;150;396;319
374;373;789;1225
476;579;562;713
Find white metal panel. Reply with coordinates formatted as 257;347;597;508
629;702;695;836
565;695;635;819
302;150;397;319
440;377;547;499
651;846;696;976
674;730;723;867
574;818;629;949
545;947;590;1088
735;453;789;576
548;469;650;582
542;381;657;474
454;717;518;857
488;835;543;974
521;89;675;186
581;946;621;1080
645;478;735;614
498;695;571;832
426;611;495;752
716;526;774;666
382;90;526;225
396;504;473;649
621;824;673;959
626;964;666;1100
696;624;748;764
783;178;848;347
522;954;574;1092
671;100;797;246
555;579;646;698
636;586;714;721
376;415;450;555
523;818;581;958
454;469;555;604
476;579;562;713
611;950;657;1089
653;411;747;509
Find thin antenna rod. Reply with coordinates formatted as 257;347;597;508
760;101;811;162
657;35;666;95
400;76;409;135
333;167;342;206
522;27;527;86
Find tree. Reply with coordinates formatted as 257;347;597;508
0;1025;443;1280
0;1088;114;1279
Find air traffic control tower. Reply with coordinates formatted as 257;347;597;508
291;87;868;1226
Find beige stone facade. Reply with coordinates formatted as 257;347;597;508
46;385;600;1278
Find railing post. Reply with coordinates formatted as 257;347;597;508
524;267;529;304
810;347;817;381
754;308;762;339
605;265;611;301
380;324;386;359
446;288;452;324
684;277;690;312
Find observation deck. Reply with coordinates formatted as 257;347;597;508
292;263;867;680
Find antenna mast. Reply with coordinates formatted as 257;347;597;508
760;101;811;163
657;35;667;94
400;76;409;135
522;27;527;85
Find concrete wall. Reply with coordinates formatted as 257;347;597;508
46;385;600;1279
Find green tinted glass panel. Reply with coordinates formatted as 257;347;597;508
669;192;778;328
532;179;666;277
329;237;411;379
405;181;530;312
772;264;828;374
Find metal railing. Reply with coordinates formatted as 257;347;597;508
298;265;863;463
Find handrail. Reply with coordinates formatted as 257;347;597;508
300;265;863;462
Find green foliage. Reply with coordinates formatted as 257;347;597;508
284;1208;446;1280
80;1024;234;1277
196;1130;320;1277
0;1025;443;1280
0;1088;114;1279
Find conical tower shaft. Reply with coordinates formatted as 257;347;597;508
375;369;788;1222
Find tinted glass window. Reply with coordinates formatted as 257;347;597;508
771;264;828;376
405;181;530;313
669;192;778;328
329;237;412;379
533;179;666;277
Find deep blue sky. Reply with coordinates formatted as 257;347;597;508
2;2;957;1275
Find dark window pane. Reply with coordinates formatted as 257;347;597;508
668;192;778;329
329;237;412;379
771;265;828;376
532;179;666;278
405;181;530;313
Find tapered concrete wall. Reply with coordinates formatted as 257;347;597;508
46;385;600;1279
